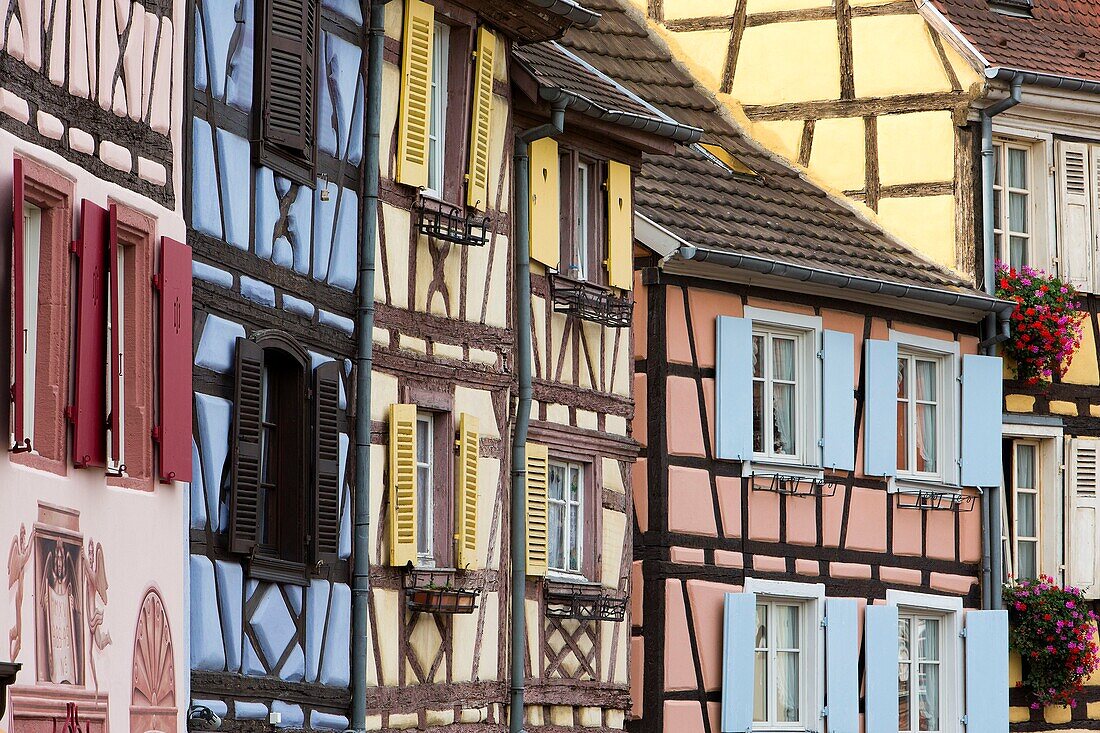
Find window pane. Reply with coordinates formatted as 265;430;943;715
568;502;580;571
754;651;768;722
755;605;768;649
915;360;936;401
774;605;799;648
417;465;431;556
549;464;565;501
776;651;800;722
899;662;911;731
1009;236;1028;270
752;380;764;453
915;403;937;473
899;618;911;661
548;500;564;569
897;357;908;399
1017;444;1037;489
573;164;590;281
1008;147;1027;189
1009;192;1028;233
897;400;909;472
993;143;1002;185
773;383;796;456
416;419;430;464
1018;540;1037;580
1018;492;1037;537
752;335;764;378
917;619;940;662
772;337;795;381
570;465;581;503
918;662;940;731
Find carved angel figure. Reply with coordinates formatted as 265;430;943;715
7;524;31;660
81;539;111;693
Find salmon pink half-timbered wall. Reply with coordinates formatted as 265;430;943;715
0;0;189;721
630;265;1012;733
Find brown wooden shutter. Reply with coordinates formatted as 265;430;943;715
262;0;316;156
313;360;342;561
230;337;264;554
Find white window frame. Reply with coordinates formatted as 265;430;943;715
744;307;822;474
547;459;585;578
990;127;1054;275
886;590;964;733
570;161;591;281
20;203;41;451
424;20;450;200
1010;439;1041;581
1003;422;1063;584
889;331;960;489
415;411;435;566
743;578;825;733
992;140;1034;270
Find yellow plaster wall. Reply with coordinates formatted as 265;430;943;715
746;0;829;14
602;509;628;588
662;0;738;18
1063;312;1100;385
752;120;804;162
851;15;953;97
730;21;842;106
877;111;956;185
667;30;730;91
808;117;866;191
877;195;956;269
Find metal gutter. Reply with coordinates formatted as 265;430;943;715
987;66;1100;95
978;70;1021;611
526;0;600;28
350;1;389;729
510;99;567;733
536;87;701;142
675;244;1015;317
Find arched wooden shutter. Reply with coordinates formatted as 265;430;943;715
395;0;435;188
230;337;264;554
529;137;560;269
262;0;317;156
605;160;633;290
388;403;418;566
70;199;110;468
10;156;25;451
313;361;342;561
466;26;496;210
455;413;479;569
525;442;549;576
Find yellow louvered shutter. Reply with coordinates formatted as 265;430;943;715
454;413;480;569
466;26;496;210
525;442;549;576
529;137;560;269
605;160;633;290
396;0;435;188
388;404;418;566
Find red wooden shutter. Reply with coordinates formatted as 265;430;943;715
313;360;342;561
154;237;193;483
69;199;109;468
107;204;121;472
230;337;264;554
10;156;26;451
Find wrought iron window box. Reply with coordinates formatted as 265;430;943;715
895;488;976;513
544;580;627;622
750;473;838;498
403;568;481;615
415;198;490;247
549;274;632;328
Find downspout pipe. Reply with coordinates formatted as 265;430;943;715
980;71;1022;610
350;1;389;730
511;100;566;733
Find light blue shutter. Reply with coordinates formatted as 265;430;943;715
716;316;753;461
822;330;855;471
864;604;899;732
721;591;757;732
961;354;1004;487
965;610;1009;732
863;340;898;477
825;598;859;733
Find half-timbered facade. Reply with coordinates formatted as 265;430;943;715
551;2;1014;731
1;0;190;727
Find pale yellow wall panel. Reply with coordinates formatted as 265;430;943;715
578;320;604;390
606;414;628;435
407;613;445;683
463;238;491;323
603;458;625;492
384;0;402;38
486;97;510;212
485;234;510;327
751;120;805;163
746;0;830;14
808;117;866;192
877;195;956;269
370;371;399;421
532;294;548;376
664;0;737;18
668;30;730;92
526;599;540;665
551;312;571;382
455;386;501;438
477;592;500;680
478;458;502;566
849;0;898;7
852;15;951;97
1064;316;1100;385
369;444;386;554
374;588;401;685
601;508;627;588
577;409;599;430
546;402;570;425
380;63;400;181
451;611;477;682
731;22;841;105
380;203;409;309
942;36;982;88
877;110;955;185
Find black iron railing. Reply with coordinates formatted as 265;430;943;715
549;274;632;328
415;198;490;247
403;567;481;614
544;580;627;622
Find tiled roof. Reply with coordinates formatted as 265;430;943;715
930;0;1100;80
555;0;980;293
513;41;701;141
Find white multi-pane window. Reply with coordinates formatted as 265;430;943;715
571;161;591;281
753;601;803;726
993;142;1031;270
898;615;943;733
416;412;434;564
752;330;800;461
20;204;41;447
425;21;450;199
1012;441;1040;580
547;460;583;574
896;352;944;481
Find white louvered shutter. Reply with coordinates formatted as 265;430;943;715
1090;145;1100;293
1056;141;1094;292
1068;438;1100;598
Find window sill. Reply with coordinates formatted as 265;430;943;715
888;476;960;494
245;554;310;587
745;460;824;480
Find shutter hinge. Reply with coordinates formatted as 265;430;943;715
817;439;825;448
820;616;828;628
152;425;162;443
959;628;968;638
961;714;969;726
64;405;74;422
817;349;824;360
152;273;164;291
70;240;80;255
956;458;963;467
821;705;829;718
